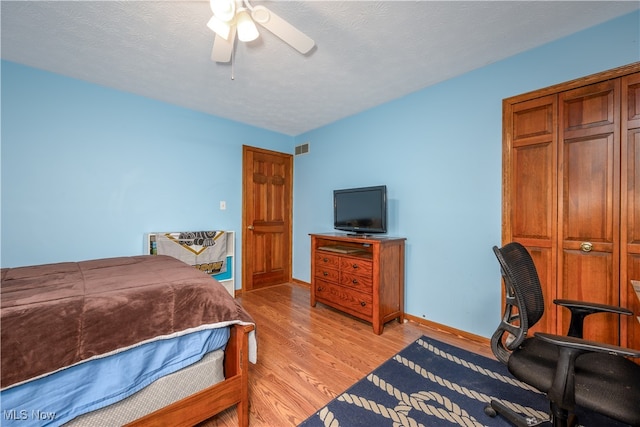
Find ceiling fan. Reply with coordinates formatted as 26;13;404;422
207;0;315;63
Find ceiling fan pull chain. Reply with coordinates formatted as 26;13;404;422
231;48;235;80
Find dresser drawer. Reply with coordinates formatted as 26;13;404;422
315;252;340;269
340;272;373;293
340;257;373;277
314;266;339;282
314;280;373;317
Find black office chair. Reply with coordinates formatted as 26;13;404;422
486;242;640;427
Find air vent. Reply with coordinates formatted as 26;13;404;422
295;142;310;156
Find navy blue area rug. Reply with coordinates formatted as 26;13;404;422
298;336;629;427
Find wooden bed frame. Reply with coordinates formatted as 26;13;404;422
126;323;254;427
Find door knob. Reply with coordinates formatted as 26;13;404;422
580;242;593;252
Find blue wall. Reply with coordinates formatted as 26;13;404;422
1;63;294;288
291;11;640;337
2;11;638;338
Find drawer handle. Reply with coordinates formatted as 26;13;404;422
352;264;359;269
580;242;593;253
352;279;359;284
360;301;366;307
323;258;329;262
317;286;324;291
323;271;329;276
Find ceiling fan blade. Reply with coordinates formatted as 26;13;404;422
211;26;236;62
250;5;314;54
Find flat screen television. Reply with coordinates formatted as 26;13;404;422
333;185;387;234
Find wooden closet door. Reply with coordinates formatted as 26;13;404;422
503;95;558;334
558;80;621;345
621;72;640;350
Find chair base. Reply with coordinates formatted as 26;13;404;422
485;400;581;427
485;400;546;427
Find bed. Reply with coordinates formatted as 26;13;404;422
1;255;256;427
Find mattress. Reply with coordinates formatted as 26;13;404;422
1;328;230;427
64;347;226;426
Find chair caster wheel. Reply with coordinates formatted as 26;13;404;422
484;405;497;417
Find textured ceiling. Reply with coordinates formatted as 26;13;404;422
2;1;639;136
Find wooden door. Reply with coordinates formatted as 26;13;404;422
558;80;621;345
503;95;558;335
621;72;640;350
242;146;292;291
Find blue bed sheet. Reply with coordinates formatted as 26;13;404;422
1;327;230;427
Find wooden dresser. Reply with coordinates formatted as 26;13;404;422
310;233;406;334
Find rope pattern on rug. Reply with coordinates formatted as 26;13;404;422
416;338;541;393
368;373;484;427
337;392;423;427
394;354;549;421
305;338;553;426
317;406;340;427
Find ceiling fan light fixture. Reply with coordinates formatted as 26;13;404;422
207;15;232;40
207;1;315;63
236;8;259;42
210;0;236;22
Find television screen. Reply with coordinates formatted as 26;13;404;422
334;185;387;234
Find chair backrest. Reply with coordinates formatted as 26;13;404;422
490;242;546;364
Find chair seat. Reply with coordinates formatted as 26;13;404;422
509;338;640;426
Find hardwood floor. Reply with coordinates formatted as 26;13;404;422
200;283;494;427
